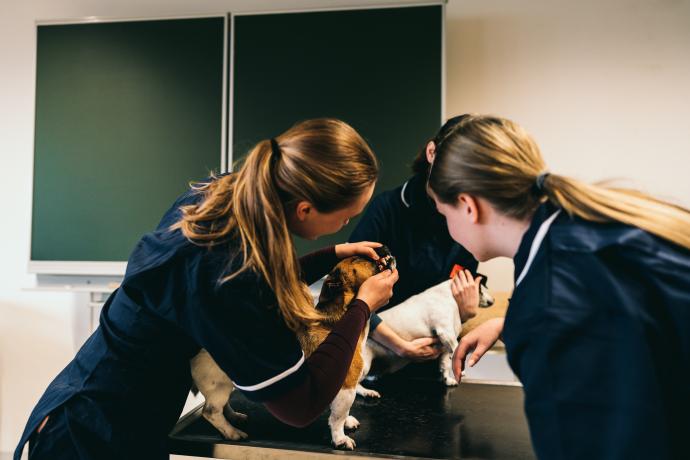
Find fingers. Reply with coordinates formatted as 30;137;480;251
372;268;391;281
417;346;439;359
463;269;477;288
372;269;389;279
385;268;399;284
424;347;443;360
467;341;491;368
369;268;398;304
361;241;382;260
456;270;468;289
366;248;379;260
415;336;440;347
410;339;442;361
372;268;397;285
452;339;472;380
453;274;465;296
450;276;459;297
458;269;468;287
452;272;474;295
339;241;383;260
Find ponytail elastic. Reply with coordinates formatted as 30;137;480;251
532;172;551;195
270;138;281;166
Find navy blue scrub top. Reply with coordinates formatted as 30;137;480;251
504;202;690;460
349;173;478;313
15;181;308;460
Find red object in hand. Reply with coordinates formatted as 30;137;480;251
450;264;465;279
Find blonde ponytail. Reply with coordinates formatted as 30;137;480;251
174;118;378;331
542;174;690;250
429;114;690;251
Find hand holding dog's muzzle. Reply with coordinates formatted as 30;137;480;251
335;241;383;261
355;268;399;313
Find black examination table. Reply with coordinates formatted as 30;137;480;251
169;371;535;460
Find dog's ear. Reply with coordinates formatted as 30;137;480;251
317;268;344;307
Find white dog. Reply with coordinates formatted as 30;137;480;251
357;279;494;398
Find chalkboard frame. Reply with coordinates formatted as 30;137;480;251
28;13;230;276
230;2;446;256
28;1;445;277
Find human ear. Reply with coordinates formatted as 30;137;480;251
425;141;436;164
457;193;480;224
294;201;313;222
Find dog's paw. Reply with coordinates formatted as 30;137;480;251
443;375;458;386
333;434;356;450
357;387;381;398
344;415;360;430
221;426;249;441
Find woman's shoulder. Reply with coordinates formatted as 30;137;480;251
543;213;690;301
156;173;232;230
549;212;690;262
123;175;234;280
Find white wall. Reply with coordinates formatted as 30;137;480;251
2;0;689;453
447;0;690;291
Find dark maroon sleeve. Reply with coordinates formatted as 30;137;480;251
299;246;340;285
263;299;370;427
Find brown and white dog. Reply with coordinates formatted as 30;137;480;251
189;247;395;450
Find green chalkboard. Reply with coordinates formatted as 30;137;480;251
31;17;225;266
31;6;442;273
232;5;442;255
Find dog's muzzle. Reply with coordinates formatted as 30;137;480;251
374;245;396;272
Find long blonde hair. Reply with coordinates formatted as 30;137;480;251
174;118;378;330
428;114;690;250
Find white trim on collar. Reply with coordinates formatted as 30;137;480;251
515;210;561;287
400;180;411;208
233;352;305;392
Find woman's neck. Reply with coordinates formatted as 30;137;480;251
485;211;533;259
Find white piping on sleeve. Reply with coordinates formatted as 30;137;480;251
232;352;305;392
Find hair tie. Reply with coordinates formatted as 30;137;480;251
534;172;551;194
269;138;281;165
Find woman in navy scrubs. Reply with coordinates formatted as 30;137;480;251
350;116;482;360
428;114;690;459
15;118;399;460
